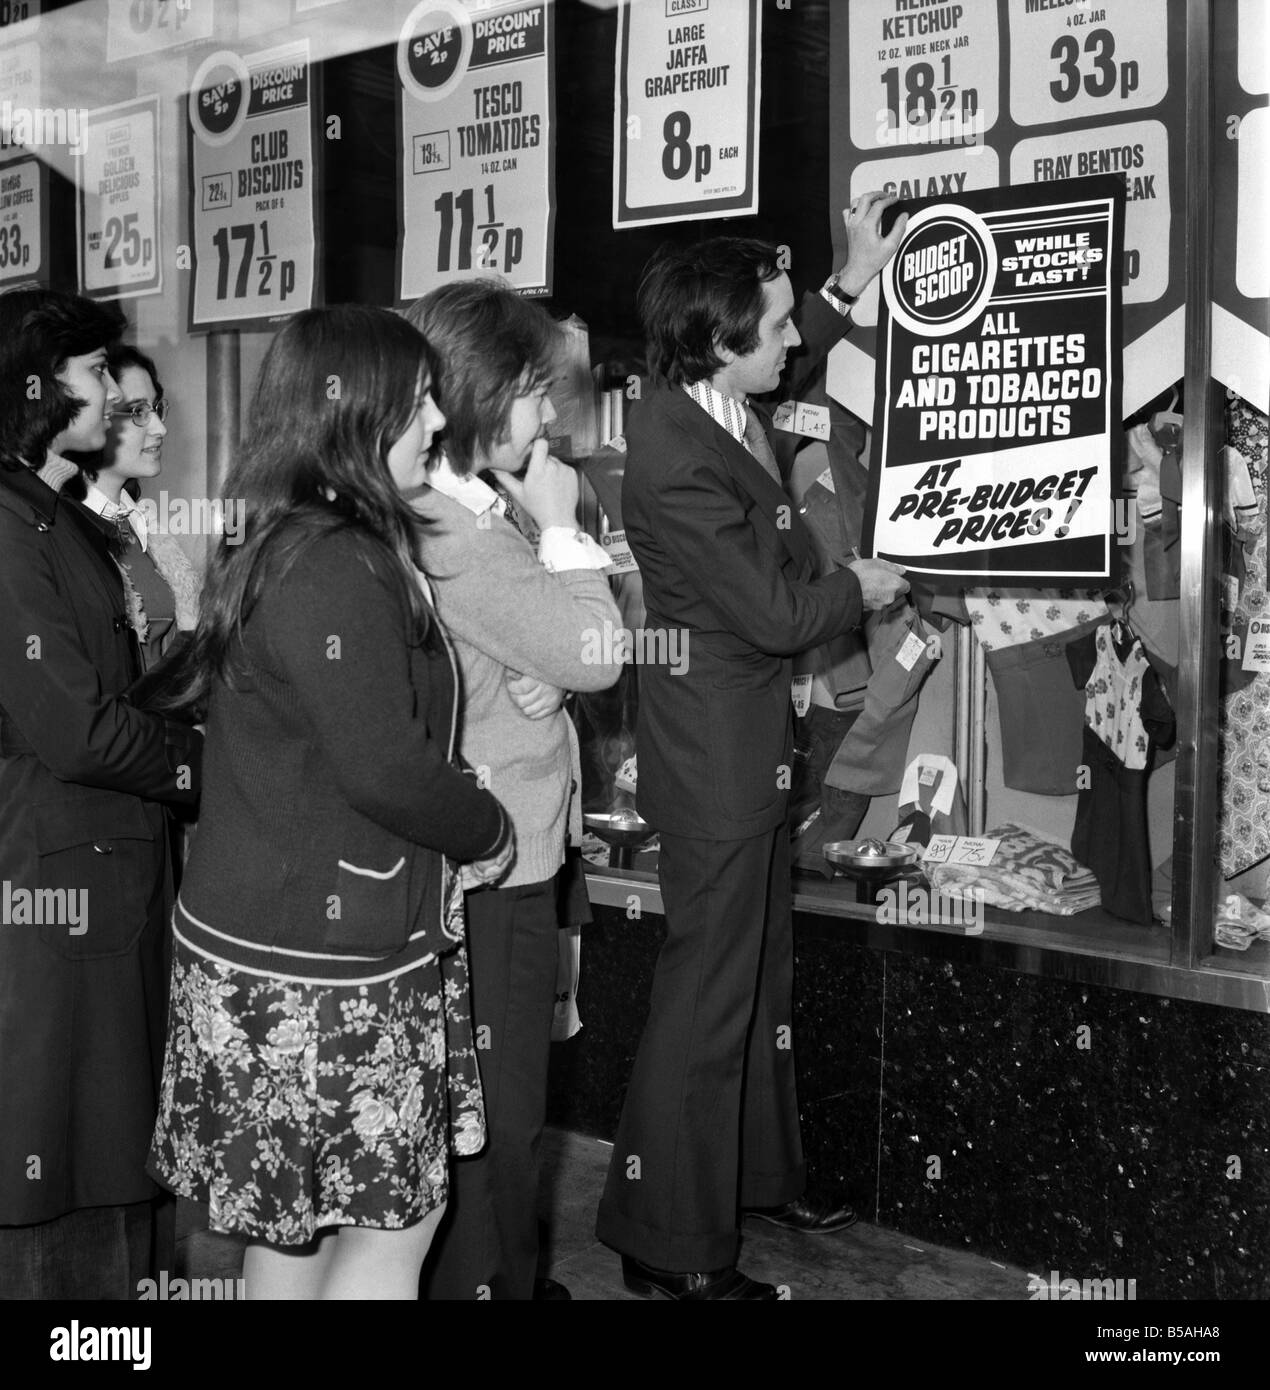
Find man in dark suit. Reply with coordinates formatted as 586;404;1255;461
596;193;910;1299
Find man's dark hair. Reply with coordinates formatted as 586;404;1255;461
0;289;123;470
638;237;783;387
405;279;560;475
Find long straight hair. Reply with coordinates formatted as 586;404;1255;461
167;305;438;712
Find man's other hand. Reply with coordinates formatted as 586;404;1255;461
848;557;910;611
836;191;909;297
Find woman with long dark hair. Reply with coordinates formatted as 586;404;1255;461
147;304;513;1300
0;289;203;1298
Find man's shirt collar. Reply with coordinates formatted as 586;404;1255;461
683;378;749;445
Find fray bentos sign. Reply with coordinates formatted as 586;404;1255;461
862;177;1124;585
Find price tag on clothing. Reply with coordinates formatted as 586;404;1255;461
1222;573;1240;614
816;467;836;493
773;400;831;440
947;836;1001;866
600;529;639;574
924;835;1000;866
895;630;926;671
923;834;957;864
791;674;813;717
1243;617;1270;673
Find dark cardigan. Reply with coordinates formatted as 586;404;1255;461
176;525;507;985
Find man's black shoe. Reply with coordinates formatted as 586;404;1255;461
533;1276;572;1301
621;1255;778;1301
743;1195;859;1233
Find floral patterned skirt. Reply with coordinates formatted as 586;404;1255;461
147;939;485;1247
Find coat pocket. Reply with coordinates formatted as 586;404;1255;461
31;797;159;959
321;851;413;955
705;675;786;821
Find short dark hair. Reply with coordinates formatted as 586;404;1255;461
107;342;164;403
67;342;166;491
0;289;123;470
405;279;560;475
638;238;783;386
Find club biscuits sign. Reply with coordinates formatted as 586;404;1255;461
886;205;997;338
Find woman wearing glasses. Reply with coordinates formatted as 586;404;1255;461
67;345;202;670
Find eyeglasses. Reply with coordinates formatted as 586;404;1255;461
109;399;169;427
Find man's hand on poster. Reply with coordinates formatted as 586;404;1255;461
835;190;909;297
848;556;910;611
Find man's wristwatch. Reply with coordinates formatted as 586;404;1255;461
823;272;859;308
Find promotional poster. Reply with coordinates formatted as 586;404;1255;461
396;0;555;301
862;177;1124;584
187;40;320;329
612;0;760;229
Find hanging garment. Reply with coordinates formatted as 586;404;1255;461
823;601;938;796
1218;391;1270;878
964;587;1108;650
890;754;966;848
794;473;873;707
789;704;870;877
1067;622;1175;924
986;616;1108;795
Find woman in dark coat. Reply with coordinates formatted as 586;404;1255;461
0;289;203;1298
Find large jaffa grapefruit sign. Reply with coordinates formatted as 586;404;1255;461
862;178;1124;585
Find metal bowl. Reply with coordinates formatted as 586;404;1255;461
823;838;921;878
583;811;654;849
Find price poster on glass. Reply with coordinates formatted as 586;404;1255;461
0;153;43;289
77;97;161;300
1212;0;1268;409
106;0;213;63
0;15;41;166
187;41;319;330
612;0;760;229
861;178;1124;586
396;0;555;302
828;0;1184;426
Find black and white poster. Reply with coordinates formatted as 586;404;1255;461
187;40;320;329
862;178;1124;585
77;96;162;300
396;0;555;302
612;0;760;229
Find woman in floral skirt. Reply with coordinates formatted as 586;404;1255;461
148;305;513;1299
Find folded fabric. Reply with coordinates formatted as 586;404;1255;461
1214;893;1270;951
927;822;1102;916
